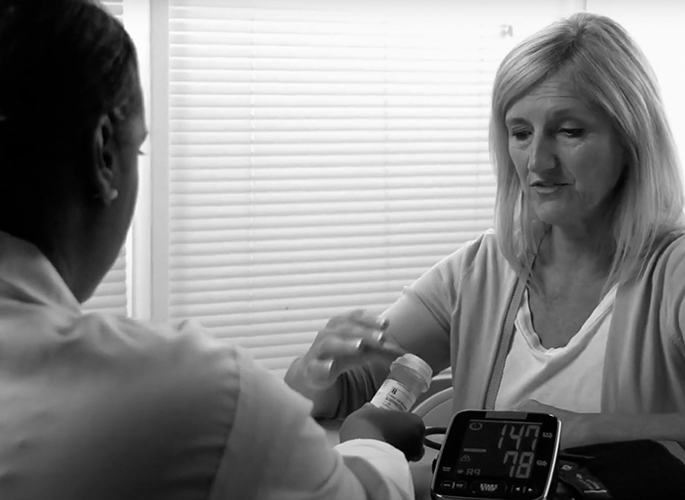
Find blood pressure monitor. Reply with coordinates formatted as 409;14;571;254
430;410;562;500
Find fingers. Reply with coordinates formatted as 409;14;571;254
328;312;399;355
310;337;404;382
303;309;403;388
304;336;381;388
303;357;336;389
317;334;404;361
325;311;388;343
314;334;404;379
343;309;389;331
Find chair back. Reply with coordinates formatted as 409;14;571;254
412;386;454;428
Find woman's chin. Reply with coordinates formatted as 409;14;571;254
533;206;574;227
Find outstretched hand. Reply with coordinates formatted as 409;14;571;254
298;310;405;391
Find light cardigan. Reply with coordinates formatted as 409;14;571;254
411;229;685;414
330;229;685;418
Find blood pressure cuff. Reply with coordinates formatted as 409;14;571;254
555;440;685;500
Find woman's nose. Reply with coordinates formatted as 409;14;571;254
527;135;556;174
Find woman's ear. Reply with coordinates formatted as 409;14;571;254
91;113;119;205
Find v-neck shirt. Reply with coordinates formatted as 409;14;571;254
495;285;618;412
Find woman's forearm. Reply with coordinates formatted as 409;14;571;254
516;400;685;450
578;412;685;448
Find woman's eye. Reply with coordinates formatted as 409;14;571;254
510;130;531;141
559;128;583;138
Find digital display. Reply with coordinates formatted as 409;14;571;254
453;420;541;479
432;411;560;500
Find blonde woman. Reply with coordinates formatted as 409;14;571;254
287;12;685;450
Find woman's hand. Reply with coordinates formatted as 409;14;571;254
299;309;405;390
514;399;591;450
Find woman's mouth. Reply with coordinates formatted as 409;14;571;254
530;182;570;195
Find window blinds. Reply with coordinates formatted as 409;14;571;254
165;0;517;375
82;0;128;316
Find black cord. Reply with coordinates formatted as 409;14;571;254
424;426;447;450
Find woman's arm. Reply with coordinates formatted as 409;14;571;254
381;292;452;376
286;243;466;418
285;293;452;419
579;413;685;449
517;400;685;449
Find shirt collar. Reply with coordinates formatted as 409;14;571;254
0;230;81;313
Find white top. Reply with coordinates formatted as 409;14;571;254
0;231;413;500
495;285;618;413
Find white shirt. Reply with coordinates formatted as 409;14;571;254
495;286;617;413
0;231;413;500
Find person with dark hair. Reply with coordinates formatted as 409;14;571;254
0;1;424;499
287;12;685;451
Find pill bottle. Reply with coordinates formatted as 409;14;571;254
370;353;433;412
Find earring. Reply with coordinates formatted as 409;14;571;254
110;189;119;201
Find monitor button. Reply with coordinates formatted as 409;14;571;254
453;480;468;491
439;480;468;493
471;479;507;496
522;485;538;495
439;480;454;490
511;484;525;494
511;484;538;496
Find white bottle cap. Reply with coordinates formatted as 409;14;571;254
392;353;433;389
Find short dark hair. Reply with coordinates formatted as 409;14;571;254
0;0;139;169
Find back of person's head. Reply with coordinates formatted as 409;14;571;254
490;12;684;283
0;0;144;303
0;0;139;206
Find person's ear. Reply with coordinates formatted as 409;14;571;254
91;113;119;205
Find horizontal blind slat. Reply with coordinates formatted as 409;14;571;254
170;118;490;132
169;163;492;177
167;0;517;372
168;230;490;262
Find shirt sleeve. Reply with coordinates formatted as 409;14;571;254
404;238;472;335
207;347;414;500
335;439;414;500
661;234;685;347
325;234;490;418
377;235;484;371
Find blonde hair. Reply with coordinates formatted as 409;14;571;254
490;12;684;286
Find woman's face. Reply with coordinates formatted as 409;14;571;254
504;75;625;230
